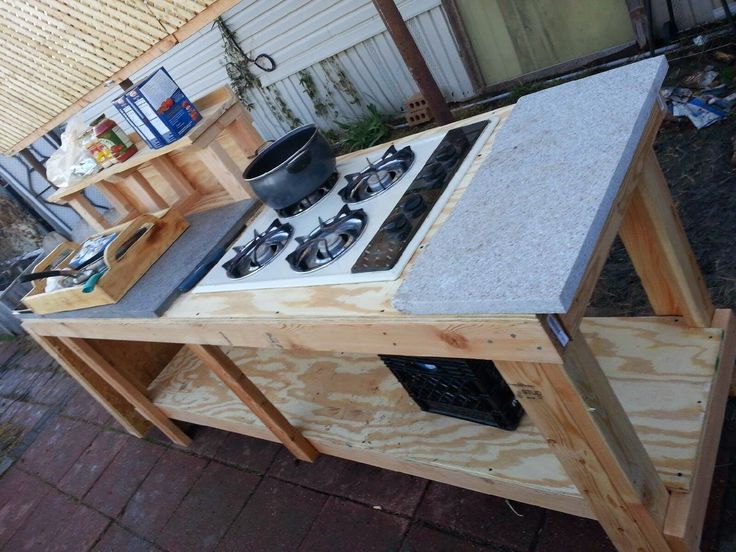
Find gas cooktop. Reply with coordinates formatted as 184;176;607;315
192;115;498;293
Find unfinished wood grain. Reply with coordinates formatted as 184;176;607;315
25;315;560;363
28;331;150;436
495;327;671;551
620;148;714;328
61;336;190;446
122;172;169;212
67;193;109;232
196;140;251;201
188;344;318;462
664;309;736;552
97;180;138;221
148;317;720;516
560;102;665;332
148;155;200;211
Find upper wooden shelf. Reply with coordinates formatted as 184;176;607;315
49;88;239;204
148;316;723;518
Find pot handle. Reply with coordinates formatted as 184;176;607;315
286;149;312;173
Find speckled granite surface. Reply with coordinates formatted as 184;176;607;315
394;56;668;315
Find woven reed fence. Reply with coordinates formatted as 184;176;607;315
0;0;236;155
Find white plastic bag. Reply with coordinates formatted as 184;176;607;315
46;116;99;187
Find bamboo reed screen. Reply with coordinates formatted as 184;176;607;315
0;0;228;154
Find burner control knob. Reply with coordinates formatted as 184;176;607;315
383;212;410;238
401;193;426;218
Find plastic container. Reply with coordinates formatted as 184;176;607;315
81;128;115;168
379;354;524;430
91;114;137;162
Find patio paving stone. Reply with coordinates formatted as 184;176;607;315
58;429;128;499
92;523;160;552
217;478;326;552
83;436;165;517
157;461;259;552
0;467;51;547
18;416;99;484
298;496;409;552
415;481;545;551
121;447;207;539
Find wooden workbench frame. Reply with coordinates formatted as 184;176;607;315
23;103;734;552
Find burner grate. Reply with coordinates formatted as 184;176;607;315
276;172;339;218
339;145;415;203
223;219;293;279
286;205;367;272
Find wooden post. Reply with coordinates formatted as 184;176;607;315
59;337;191;447
188;344;319;462
496;326;671;552
67;192;109;232
97;180;139;222
121;171;169;212
148;155;201;211
196;141;252;201
620;149;714;327
29;331;151;437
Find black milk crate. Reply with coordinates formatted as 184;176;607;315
379;355;524;430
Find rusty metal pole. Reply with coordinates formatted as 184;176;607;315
372;0;453;124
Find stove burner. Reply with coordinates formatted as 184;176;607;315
286;205;367;272
276;172;338;218
400;193;426;218
223;219;293;279
339;145;415;203
411;161;446;190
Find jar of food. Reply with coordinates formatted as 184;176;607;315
92;114;137;162
81;128;115;168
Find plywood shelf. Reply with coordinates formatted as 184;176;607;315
148;316;723;518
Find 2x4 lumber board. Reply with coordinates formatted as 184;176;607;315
25;316;561;364
28;330;150;437
196;141;251;201
148;317;721;520
620;148;714;328
97;180;139;221
148;155;200;210
123;172;169;212
67;193;109;232
227;112;265;157
495;329;671;552
560;102;665;332
187;344;319;462
664;309;736;552
59;336;191;447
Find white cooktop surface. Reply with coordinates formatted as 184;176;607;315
193;115;498;293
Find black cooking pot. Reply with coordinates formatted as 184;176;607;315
243;124;336;209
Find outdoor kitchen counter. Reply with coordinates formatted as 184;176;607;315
22;57;736;552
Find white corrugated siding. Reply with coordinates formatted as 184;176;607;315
78;0;472;141
650;0;727;30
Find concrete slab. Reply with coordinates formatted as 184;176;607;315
394;56;668;315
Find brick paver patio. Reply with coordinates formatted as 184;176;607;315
0;337;733;551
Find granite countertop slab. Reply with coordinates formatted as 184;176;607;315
393;56;668;315
22;200;256;320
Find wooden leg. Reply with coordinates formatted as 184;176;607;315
496;328;672;552
664;309;736;551
67;192;109;232
149;155;201;213
227;112;264;158
187;344;319;462
29;331;150;437
97;180;139;222
122;171;169;212
196;140;252;201
620;148;714;327
59;337;191;447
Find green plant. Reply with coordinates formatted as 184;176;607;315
336;105;390;152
